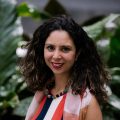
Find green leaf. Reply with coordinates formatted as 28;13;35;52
108;27;120;67
17;2;50;19
110;67;120;75
84;14;120;40
111;75;120;84
0;0;23;113
96;39;110;63
109;94;120;110
13;96;33;117
0;92;19;109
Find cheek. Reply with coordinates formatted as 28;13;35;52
44;51;52;62
65;53;76;63
44;54;50;67
44;49;47;61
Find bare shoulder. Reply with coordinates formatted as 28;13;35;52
85;95;103;120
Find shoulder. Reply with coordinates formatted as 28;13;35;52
85;95;102;120
25;91;44;120
79;89;102;120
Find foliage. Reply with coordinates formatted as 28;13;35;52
17;2;51;20
0;0;23;116
0;0;120;119
0;0;50;119
84;14;120;119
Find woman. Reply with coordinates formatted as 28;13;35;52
20;15;110;120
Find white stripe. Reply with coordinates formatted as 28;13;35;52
44;96;63;120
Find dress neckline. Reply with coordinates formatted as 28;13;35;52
44;87;69;99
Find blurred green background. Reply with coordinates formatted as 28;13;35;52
0;0;120;120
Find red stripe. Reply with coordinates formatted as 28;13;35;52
52;95;66;120
32;96;47;120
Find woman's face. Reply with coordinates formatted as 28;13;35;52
44;30;76;76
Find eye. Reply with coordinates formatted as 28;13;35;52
46;45;55;52
61;47;71;53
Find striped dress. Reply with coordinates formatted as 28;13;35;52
32;95;66;120
26;88;92;120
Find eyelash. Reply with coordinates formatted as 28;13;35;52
45;45;71;53
46;46;54;51
61;47;70;52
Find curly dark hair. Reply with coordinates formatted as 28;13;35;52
20;15;110;104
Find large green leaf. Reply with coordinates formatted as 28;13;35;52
0;0;23;84
109;94;120;110
17;2;51;20
0;0;23;114
84;14;120;64
84;14;120;40
108;27;120;67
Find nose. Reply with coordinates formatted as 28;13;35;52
52;50;61;60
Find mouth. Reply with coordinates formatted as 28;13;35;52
51;62;64;70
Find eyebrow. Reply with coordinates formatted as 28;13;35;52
45;43;72;48
60;45;73;49
45;43;52;46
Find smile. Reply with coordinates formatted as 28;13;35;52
51;62;64;69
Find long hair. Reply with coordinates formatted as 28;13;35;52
20;15;110;104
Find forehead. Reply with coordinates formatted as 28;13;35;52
45;30;75;46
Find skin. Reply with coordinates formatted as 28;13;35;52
44;30;102;120
25;30;102;120
85;96;102;120
44;30;76;94
25;91;44;120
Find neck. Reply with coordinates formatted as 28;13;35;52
54;73;70;91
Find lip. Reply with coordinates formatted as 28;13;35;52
51;62;64;69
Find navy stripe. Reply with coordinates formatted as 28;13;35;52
36;97;53;120
61;115;63;120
